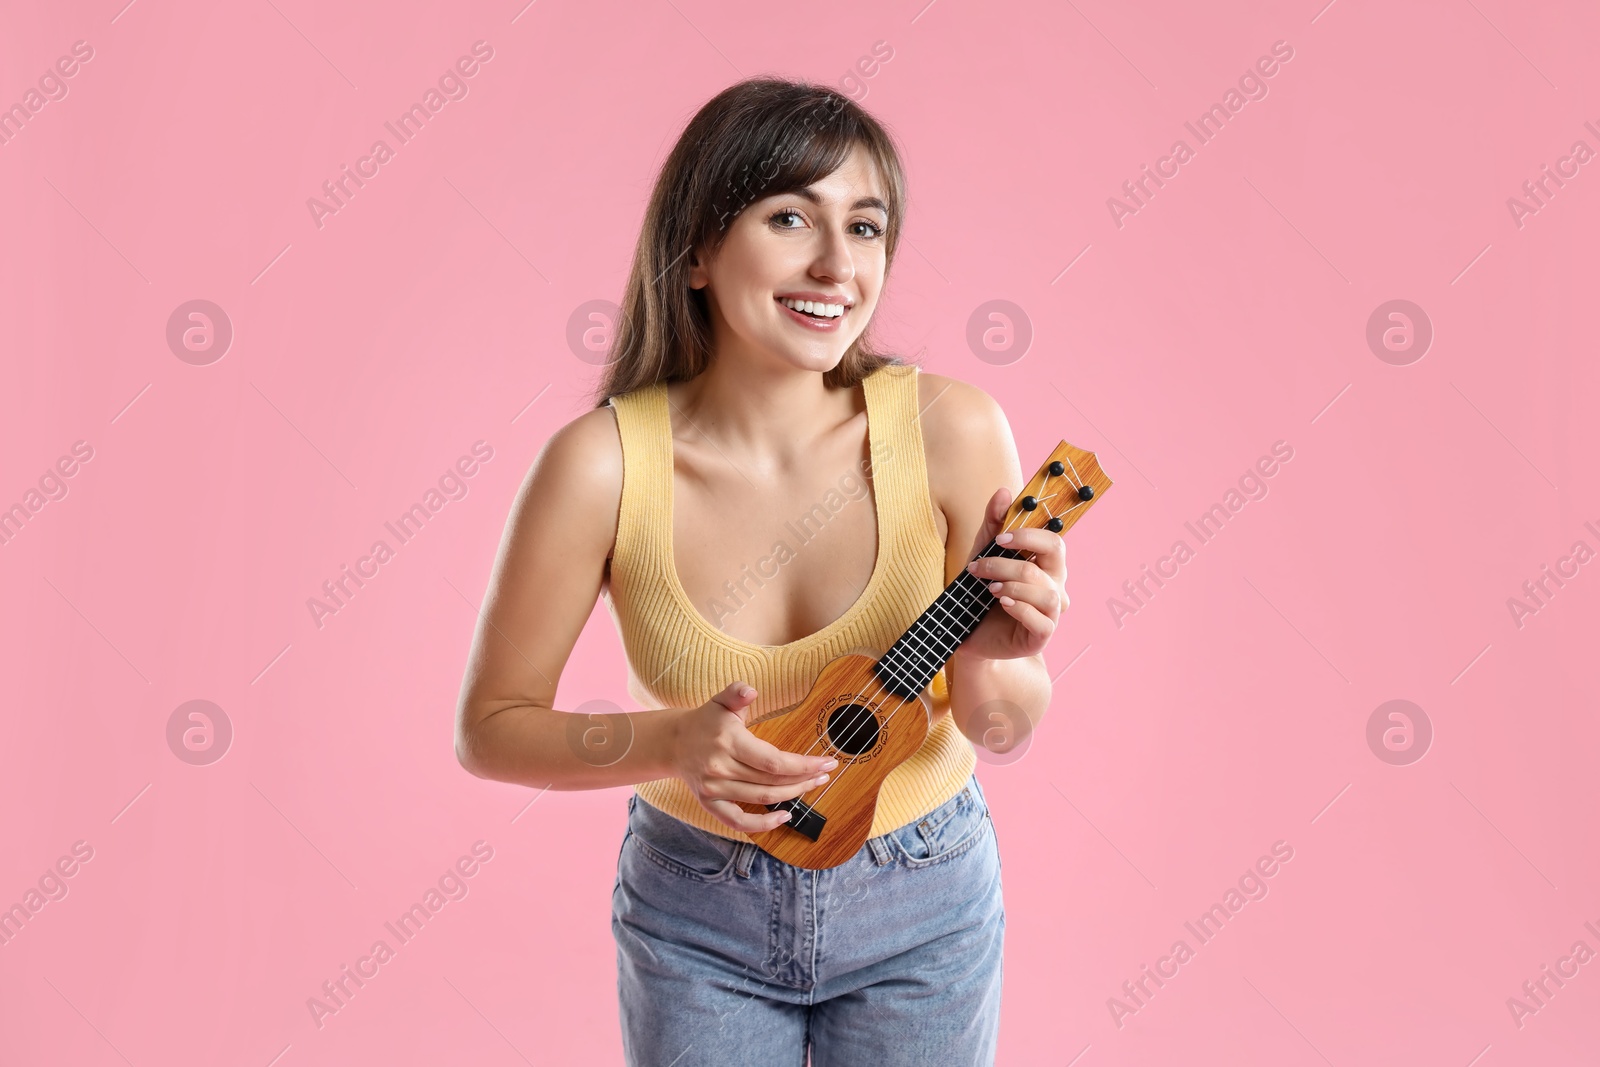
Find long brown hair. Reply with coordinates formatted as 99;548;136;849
592;77;910;407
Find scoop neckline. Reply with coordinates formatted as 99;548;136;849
655;371;893;655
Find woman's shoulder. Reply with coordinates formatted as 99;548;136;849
542;400;625;479
910;369;1020;554
512;402;626;553
911;368;1012;457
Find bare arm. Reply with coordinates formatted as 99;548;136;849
920;374;1054;747
454;405;676;791
454;404;836;831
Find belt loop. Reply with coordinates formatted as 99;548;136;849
866;833;893;866
734;840;757;878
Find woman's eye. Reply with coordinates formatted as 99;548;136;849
769;209;884;239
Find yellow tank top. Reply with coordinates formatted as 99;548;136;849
602;361;977;843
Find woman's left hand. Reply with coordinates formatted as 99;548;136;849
952;486;1069;664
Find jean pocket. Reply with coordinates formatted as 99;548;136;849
624;797;741;883
887;781;990;869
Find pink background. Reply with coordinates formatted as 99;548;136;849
2;0;1597;1063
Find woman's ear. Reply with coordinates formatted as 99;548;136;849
687;250;707;290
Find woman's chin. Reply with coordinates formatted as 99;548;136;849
785;348;850;374
741;338;848;374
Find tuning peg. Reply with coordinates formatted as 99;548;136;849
1046;517;1064;532
1049;461;1065;476
1019;495;1037;511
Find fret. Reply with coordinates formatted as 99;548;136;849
873;543;1026;698
734;441;1112;870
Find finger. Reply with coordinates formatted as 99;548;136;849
996;527;1066;574
1020;525;1067;562
967;555;1048;586
704;797;799;834
731;728;837;777
992;486;1012;526
993;593;1056;637
983;579;1061;617
709;680;758;713
703;769;830;807
725;754;835;786
972;487;1012;556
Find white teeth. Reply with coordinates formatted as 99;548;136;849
780;297;845;319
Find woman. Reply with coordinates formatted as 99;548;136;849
455;77;1067;1066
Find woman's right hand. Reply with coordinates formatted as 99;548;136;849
670;681;839;834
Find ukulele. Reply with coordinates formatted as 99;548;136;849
735;441;1112;869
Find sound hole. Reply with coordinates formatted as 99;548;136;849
826;704;880;756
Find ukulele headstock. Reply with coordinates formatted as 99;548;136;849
1001;441;1113;538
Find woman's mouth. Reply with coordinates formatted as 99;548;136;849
776;296;848;332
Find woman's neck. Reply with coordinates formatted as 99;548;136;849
675;357;856;462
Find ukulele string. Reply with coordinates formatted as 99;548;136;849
800;489;1079;810
803;468;1088;773
805;465;1088;776
784;467;1088;777
807;500;1090;790
788;466;1086;818
796;503;1042;763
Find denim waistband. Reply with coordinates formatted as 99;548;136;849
626;772;989;877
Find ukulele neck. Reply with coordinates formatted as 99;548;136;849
871;538;1026;699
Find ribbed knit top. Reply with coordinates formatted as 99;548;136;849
602;362;977;844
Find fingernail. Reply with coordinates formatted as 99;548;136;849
996;532;1012;544
966;561;978;572
821;758;838;770
777;811;791;823
813;773;830;785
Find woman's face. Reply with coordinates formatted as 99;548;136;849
689;143;890;375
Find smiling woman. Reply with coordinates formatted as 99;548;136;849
454;76;1063;1067
596;79;906;400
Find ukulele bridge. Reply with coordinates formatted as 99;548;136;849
765;797;827;842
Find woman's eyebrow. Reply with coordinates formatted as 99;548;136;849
790;187;889;216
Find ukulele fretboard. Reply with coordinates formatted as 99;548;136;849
872;540;1025;699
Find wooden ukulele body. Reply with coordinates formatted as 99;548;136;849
736;652;931;870
732;438;1113;871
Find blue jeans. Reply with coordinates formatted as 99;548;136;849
611;773;1005;1066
